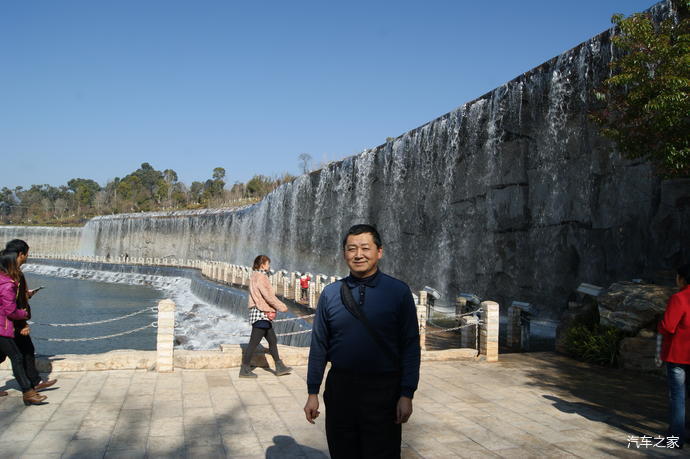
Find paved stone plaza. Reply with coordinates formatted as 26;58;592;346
0;352;684;458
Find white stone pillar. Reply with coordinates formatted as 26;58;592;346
294;279;301;302
480;301;499;362
417;291;427;351
283;278;292;299
308;282;317;309
419;291;428;321
156;299;176;372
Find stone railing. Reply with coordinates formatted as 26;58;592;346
33;252;500;362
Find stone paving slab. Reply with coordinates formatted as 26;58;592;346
0;352;685;458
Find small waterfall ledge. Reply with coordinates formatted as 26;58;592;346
25;259;312;348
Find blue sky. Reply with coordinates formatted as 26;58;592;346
0;0;656;189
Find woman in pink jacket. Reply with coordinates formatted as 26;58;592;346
0;250;47;405
239;255;293;378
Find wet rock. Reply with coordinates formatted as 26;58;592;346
598;282;674;333
174;335;189;346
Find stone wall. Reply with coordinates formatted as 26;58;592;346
8;1;687;320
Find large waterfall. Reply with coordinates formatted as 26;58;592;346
0;226;82;254
5;1;687;318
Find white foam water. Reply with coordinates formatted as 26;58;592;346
23;264;251;350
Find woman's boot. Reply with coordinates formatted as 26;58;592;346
23;389;47;406
274;360;292;376
239;364;257;379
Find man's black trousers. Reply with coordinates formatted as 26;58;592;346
324;368;402;459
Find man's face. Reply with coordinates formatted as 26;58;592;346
343;233;382;278
17;250;28;267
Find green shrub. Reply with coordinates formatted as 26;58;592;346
563;324;625;366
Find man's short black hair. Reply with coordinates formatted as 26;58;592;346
678;263;690;283
5;239;29;255
342;224;382;249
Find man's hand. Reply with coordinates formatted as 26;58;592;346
395;396;413;424
20;327;30;336
304;394;320;424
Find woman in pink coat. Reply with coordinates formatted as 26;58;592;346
239;255;293;378
0;250;47;405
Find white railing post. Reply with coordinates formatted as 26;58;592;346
283;277;292;300
294;278;301;302
308;281;316;309
480;301;499;362
156;299;176;372
417;291;427;351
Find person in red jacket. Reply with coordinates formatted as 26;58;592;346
300;274;311;302
658;263;690;449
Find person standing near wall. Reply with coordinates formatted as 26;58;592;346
300;274;311;302
5;239;57;393
304;224;421;458
658;263;690;449
240;255;293;378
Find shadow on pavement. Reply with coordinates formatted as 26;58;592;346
266;435;328;458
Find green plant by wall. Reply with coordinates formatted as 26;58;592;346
562;324;626;367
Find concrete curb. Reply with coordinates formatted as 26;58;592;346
1;346;479;372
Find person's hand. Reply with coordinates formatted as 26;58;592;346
267;310;276;321
20;327;30;336
28;289;36;298
304;394;320;424
655;356;663;368
395;396;413;424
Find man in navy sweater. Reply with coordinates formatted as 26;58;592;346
304;224;421;458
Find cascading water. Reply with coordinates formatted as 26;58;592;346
23;263;251;350
7;1;684;319
0;226;82;254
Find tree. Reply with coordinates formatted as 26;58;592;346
591;3;690;177
298;153;312;175
246;174;274;197
0;187;16;218
190;181;204;204
212;167;225;181
66;178;101;215
162;169;178;205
